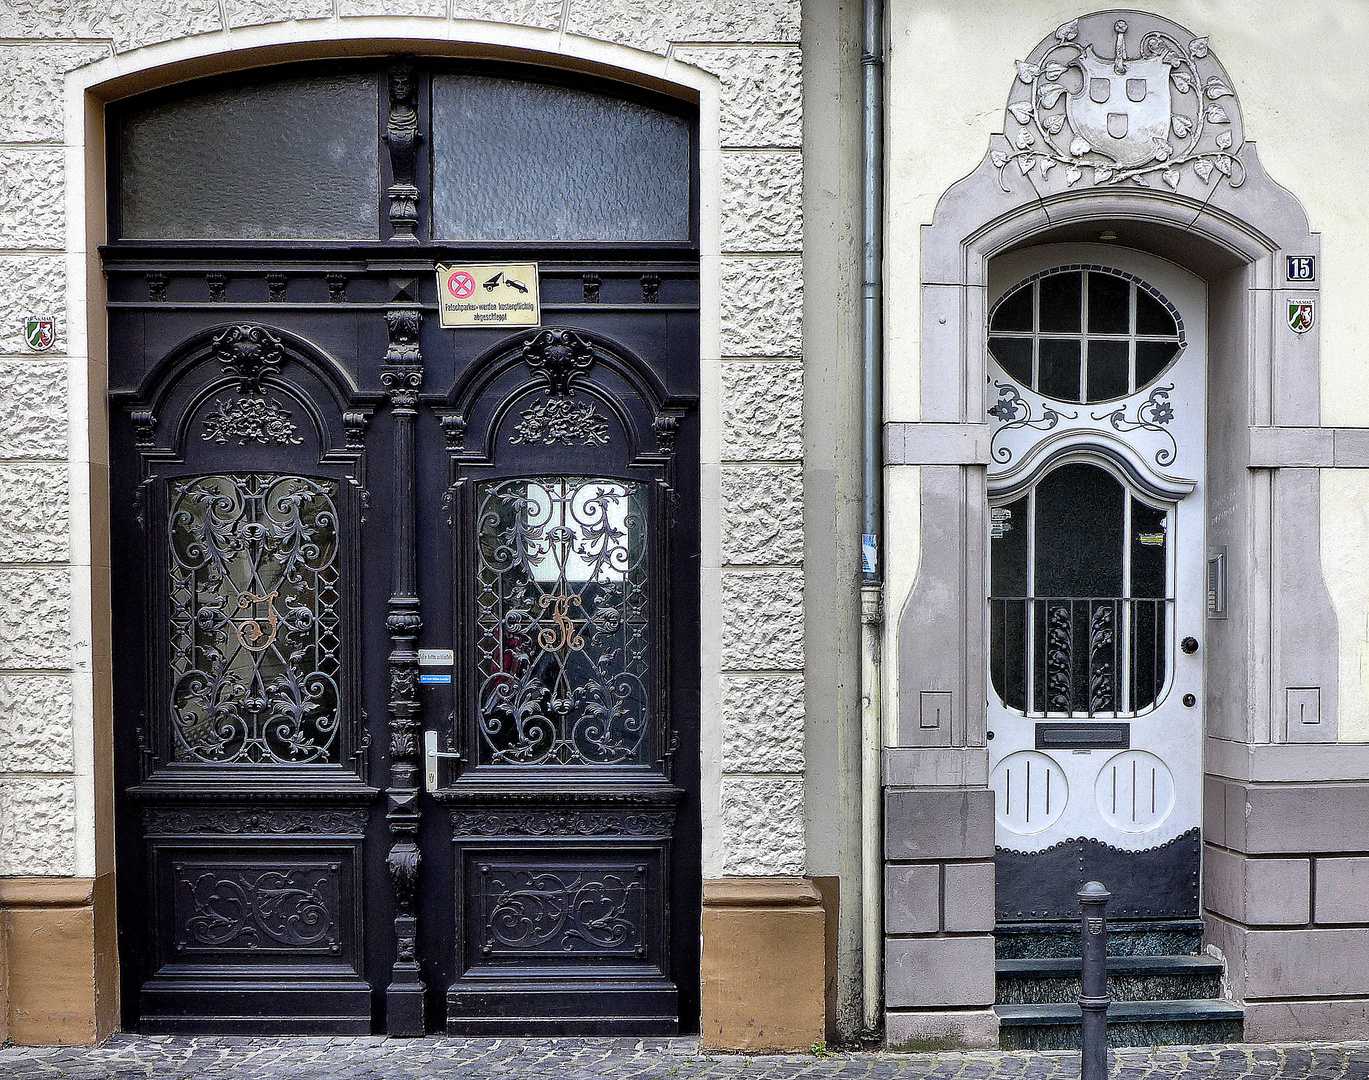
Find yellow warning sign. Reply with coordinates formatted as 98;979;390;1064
436;263;540;328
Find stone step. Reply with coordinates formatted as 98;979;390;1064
996;999;1245;1050
994;919;1204;959
995;954;1224;1004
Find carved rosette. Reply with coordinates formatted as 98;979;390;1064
212;324;285;393
997;14;1245;193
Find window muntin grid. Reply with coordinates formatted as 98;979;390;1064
988;266;1185;405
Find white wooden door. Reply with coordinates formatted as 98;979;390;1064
985;245;1206;921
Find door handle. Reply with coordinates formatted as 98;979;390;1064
423;729;463;793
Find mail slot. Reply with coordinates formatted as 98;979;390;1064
1035;722;1130;750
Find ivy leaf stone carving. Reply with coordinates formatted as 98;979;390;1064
1040;84;1067;108
1205;76;1233;99
1189;36;1209;58
1206;104;1230;124
1171;69;1192;94
1093;165;1114;184
1043;113;1066;134
1008;101;1034;124
1066;166;1083;186
991;150;1009;168
1193;160;1214;184
1171;113;1193;137
1213;155;1233;177
1018;155;1036;174
1055;19;1079;42
1016;60;1040;83
1039;158;1055;175
1069;135;1092;157
1163;168;1181;189
1042;61;1067;81
1215;130;1233;150
1015;129;1035;149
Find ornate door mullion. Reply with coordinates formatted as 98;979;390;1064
379;307;426;1035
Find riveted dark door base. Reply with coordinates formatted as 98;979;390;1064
995;828;1201;922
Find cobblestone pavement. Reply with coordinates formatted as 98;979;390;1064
4;1038;1369;1080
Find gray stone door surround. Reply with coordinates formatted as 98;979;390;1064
882;8;1345;1045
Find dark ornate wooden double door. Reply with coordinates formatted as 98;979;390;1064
107;260;700;1035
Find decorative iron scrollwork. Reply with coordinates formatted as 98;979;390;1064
1091;383;1178;466
167;473;341;765
1089;603;1115;713
200;397;302;446
1045;602;1073;713
212;325;284;393
476;477;651;766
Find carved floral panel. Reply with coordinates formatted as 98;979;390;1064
172;860;342;955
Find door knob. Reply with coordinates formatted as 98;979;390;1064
1180;636;1199;654
423;729;463;793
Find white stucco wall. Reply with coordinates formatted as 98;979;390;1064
885;0;1369;743
0;2;806;880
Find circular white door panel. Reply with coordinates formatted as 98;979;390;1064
991;750;1067;834
1095;749;1175;832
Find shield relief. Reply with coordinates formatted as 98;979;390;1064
1066;49;1172;167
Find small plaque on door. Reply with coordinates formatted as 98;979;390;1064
436;263;540;328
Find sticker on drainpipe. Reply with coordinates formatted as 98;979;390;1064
862;533;877;576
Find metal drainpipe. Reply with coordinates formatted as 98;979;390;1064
860;0;886;1037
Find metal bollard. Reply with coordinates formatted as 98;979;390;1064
1078;881;1111;1080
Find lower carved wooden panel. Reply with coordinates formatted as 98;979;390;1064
445;809;679;1035
137;807;372;1033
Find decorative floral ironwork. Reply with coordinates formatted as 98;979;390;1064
510;396;611;447
450;809;674;838
175;865;339;951
167;473;342;765
476;476;650;766
1091;383;1177;465
211;324;284;393
1045;602;1073;713
998;17;1245;192
480;867;645;955
988;381;1078;463
200;397;302;446
1089;603;1115;713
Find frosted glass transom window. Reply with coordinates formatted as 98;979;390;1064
988;266;1184;404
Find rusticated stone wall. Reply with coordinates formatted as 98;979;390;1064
0;2;806;884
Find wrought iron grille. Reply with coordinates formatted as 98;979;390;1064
475;476;650;766
990;596;1171;716
167;473;342;764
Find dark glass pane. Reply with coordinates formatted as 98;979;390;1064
992;283;1034;332
433;75;690;241
990;496;1029;711
1087;272;1131;333
1033;463;1124;598
119;74;379;240
1136;288;1178;335
1129;500;1168;712
988;336;1033;386
168;474;342;764
1037;339;1081;401
1038;271;1082;332
1086;339;1129;401
1136;340;1180;387
475;477;652;765
1130;500;1167;599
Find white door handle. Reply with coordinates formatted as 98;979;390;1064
423;729;462;792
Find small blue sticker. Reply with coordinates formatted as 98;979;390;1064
862;533;878;576
418;673;451;684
